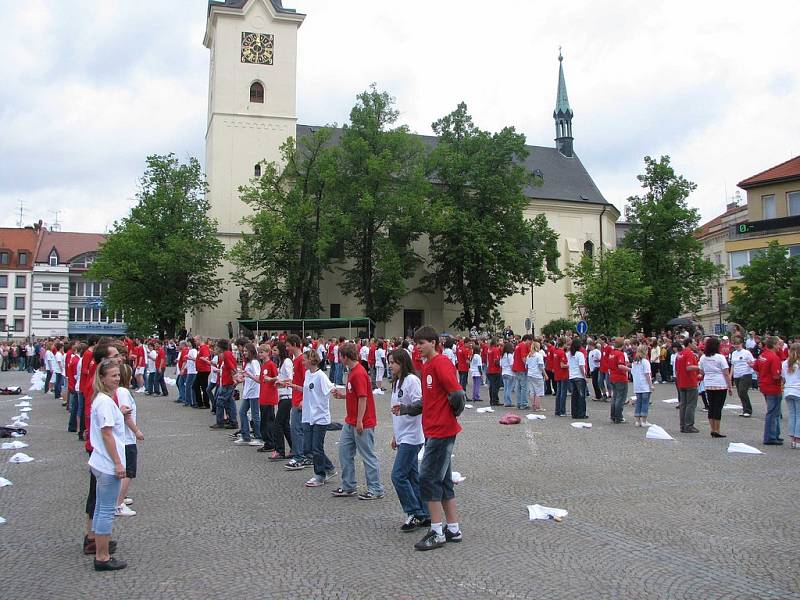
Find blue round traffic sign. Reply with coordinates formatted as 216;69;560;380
576;320;588;335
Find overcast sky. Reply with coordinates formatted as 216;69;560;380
1;0;798;233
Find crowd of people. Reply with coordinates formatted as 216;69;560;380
15;323;800;571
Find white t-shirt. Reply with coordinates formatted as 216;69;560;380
116;387;138;446
588;348;601;372
147;349;157;371
500;353;514;377
567;351;586;380
376;348;386;367
45;349;54;372
782;360;800;398
730;349;754;378
75;357;82;390
469;354;482;377
54;351;64;375
443;348;457;365
359;346;369;361
391;374;424;445
278;357;294;399
333;344;340;363
699;354;729;388
242;359;260;399
185;348;198;374
526;353;545;378
87;392;126;475
745;337;756;350
301;369;333;425
631;359;652;394
209;355;218;384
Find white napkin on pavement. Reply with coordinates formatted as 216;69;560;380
164;377;177;387
17;395;32;401
662;398;679;404
527;504;568;521
723;404;741;410
0;477;12;486
645;425;674;440
0;516;6;524
8;452;34;463
526;414;546;420
451;471;466;484
14;401;31;407
464;404;473;409
19;407;32;413
475;407;495;413
727;442;764;455
570;422;592;429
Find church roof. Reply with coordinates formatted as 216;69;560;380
737;154;800;189
207;0;301;16
296;125;609;206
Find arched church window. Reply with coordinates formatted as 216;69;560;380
249;82;264;103
254;163;262;177
583;240;594;259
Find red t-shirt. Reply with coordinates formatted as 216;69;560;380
134;345;145;368
80;349;95;403
480;343;489;365
512;342;530;372
155;347;166;370
219;350;237;386
196;344;211;373
420;353;462;438
368;344;377;366
487;346;502;374
411;345;424;374
599;345;611;374
675;348;699;389
64;350;74;390
756;349;782;395
258;360;279;406
291;354;305;407
552;347;569;381
608;349;629;383
456;346;471;372
344;362;376;428
177;346;189;371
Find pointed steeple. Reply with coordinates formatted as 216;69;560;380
553;48;574;157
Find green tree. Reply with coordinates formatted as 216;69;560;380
566;248;652;335
328;85;429;323
541;318;577;337
621;156;721;332
89;154;224;338
229;129;338;319
423;102;560;329
728;241;800;335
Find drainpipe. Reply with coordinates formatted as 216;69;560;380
599;205;607;255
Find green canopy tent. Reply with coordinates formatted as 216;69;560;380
237;317;375;340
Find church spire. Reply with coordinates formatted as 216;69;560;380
553;48;574;157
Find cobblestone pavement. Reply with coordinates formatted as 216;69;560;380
0;368;798;600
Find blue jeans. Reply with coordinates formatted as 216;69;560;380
786;395;800;438
309;423;335;479
183;373;197;406
67;390;81;431
611;381;628;422
176;373;185;403
514;371;528;407
634;391;651;417
145;371;155;394
290;406;305;459
763;394;782;443
555;379;568;415
215;384;237;426
238;397;261;441
338;424;384;494
90;468;121;536
502;375;514;406
53;373;63;399
570;378;587;418
333;363;344;385
18;357;25;371
391;442;428;518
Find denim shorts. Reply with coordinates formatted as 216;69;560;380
419;436;456;503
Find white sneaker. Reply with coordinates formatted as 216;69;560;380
641;421;652;427
123;497;133;506
134;388;145;394
115;504;136;517
233;438;252;445
248;439;262;446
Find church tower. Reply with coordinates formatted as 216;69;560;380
553;49;574;158
195;0;305;336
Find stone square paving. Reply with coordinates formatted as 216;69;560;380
0;368;798;600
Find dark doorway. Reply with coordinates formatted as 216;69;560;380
403;309;424;338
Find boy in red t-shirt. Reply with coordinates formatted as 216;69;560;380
486;338;503;406
209;340;239;430
331;343;384;499
608;337;631;423
280;335;309;469
393;326;465;551
674;338;701;433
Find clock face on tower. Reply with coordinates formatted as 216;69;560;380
241;32;274;65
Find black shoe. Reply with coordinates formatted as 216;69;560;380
682;426;700;433
414;529;446;551
444;528;463;543
94;557;127;571
710;432;726;438
224;423;237;429
209;424;226;429
764;440;784;445
400;516;430;532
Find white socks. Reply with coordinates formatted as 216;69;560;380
447;522;459;533
430;522;444;536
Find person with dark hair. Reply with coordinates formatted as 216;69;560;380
730;337;755;417
500;342;515;407
608;337;631;424
388;348;429;531
756;336;784;445
234;343;262;446
270;341;293;459
567;337;587;419
552;339;569;416
675;339;700;433
282;334;310;470
512;335;532;409
330;343;384;500
393;325;465;551
486;338;503;406
210;339;238;430
698;337;732;438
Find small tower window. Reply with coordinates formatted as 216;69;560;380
254;163;262;177
49;249;59;266
583;240;594;259
250;82;264;103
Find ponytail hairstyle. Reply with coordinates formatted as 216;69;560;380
93;359;120;399
119;361;133;389
244;342;257;362
788;343;800;374
390;348;415;392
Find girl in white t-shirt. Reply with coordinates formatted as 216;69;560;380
388;348;428;530
284;350;335;486
630;345;654;427
500;343;515;407
526;342;547;411
235;343;262;446
698;337;733;438
375;342;387;389
469;344;482;401
115;363;144;517
782;343;800;448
